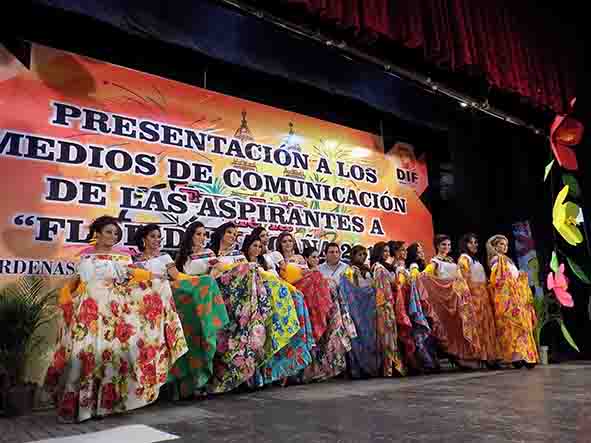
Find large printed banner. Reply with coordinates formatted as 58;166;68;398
0;44;434;277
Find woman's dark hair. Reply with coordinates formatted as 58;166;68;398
406;242;426;271
459;233;479;259
350;245;370;274
386;240;396;257
175;221;205;270
302;246;318;259
434;234;451;250
241;233;267;270
250;227;267;243
88;216;122;244
276;232;300;256
370;241;389;268
208;221;237;256
388;240;406;259
134;223;160;252
250;226;269;253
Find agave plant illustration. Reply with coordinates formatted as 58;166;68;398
0;277;57;385
330;204;352;215
305;172;328;210
312;139;375;187
192;177;228;196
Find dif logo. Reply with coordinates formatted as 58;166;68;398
396;168;419;185
392;142;419;186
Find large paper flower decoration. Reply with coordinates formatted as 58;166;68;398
553;185;583;246
547;264;573;307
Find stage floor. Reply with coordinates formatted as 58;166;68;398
2;363;590;443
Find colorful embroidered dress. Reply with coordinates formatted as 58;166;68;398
45;252;187;422
372;262;405;376
458;254;498;362
489;255;539;364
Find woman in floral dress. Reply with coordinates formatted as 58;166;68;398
44;216;187;423
241;232;313;386
205;222;272;393
341;245;380;378
135;222;229;399
458;233;499;367
486;235;538;368
390;241;440;373
277;233;352;382
423;234;481;368
369;242;406;376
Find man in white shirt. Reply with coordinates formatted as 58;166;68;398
319;242;348;288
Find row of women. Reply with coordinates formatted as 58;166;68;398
43;216;538;423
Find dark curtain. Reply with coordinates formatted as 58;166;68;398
247;0;580;114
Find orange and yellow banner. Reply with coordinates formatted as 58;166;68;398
0;44;434;277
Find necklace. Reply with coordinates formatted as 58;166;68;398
219;243;234;256
141;250;160;261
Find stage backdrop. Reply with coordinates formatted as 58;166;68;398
0;44;434;277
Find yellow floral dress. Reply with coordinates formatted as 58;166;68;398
458;254;498;362
489;255;539;364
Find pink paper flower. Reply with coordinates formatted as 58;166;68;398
547;264;574;307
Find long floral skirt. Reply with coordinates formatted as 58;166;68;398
167;275;230;397
207;264;271;393
45;277;187;422
407;280;440;371
253;288;315;386
339;276;381;378
294;271;334;342
301;288;355;382
491;274;539;364
419;275;480;362
394;285;416;370
467;281;498;362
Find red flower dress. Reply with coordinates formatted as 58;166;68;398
45;252;187;422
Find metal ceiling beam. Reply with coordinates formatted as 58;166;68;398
217;0;545;136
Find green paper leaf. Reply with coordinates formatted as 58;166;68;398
566;256;591;285
550;251;559;273
562;174;581;198
544;160;554;181
533;295;546;320
559;320;580;352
